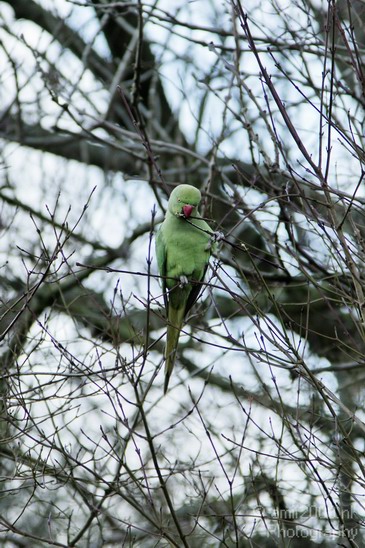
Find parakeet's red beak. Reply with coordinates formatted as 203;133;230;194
182;204;194;218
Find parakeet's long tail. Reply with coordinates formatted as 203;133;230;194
164;304;185;393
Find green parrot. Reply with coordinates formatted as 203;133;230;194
156;184;214;393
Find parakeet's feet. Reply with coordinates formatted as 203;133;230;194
212;231;224;242
206;231;224;251
179;275;189;287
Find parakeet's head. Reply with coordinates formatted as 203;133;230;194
168;184;201;218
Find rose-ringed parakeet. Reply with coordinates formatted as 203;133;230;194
156;184;213;393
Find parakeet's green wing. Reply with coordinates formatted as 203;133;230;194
184;262;209;315
155;227;168;310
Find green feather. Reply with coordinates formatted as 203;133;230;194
155;184;213;393
164;298;187;394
